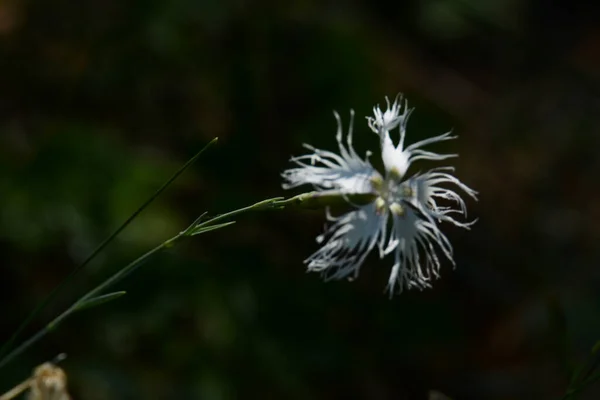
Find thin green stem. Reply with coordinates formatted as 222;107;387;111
272;192;375;210
562;340;600;399
0;138;217;360
0;235;180;370
562;370;600;400
191;197;284;233
0;194;283;370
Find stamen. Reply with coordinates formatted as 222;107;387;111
375;197;386;215
389;167;403;180
370;175;384;191
390;202;405;217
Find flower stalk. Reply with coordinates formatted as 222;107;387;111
0;138;220;362
0;195;288;370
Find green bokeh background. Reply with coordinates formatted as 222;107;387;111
1;1;600;399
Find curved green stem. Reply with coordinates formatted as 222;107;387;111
562;370;600;399
0;233;181;370
0;138;218;361
0;194;284;370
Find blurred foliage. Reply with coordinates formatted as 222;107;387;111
1;0;600;399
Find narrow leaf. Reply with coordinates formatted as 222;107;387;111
75;292;127;312
188;221;236;236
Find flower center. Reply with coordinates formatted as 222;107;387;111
370;174;414;217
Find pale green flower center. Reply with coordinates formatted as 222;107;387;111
370;174;414;217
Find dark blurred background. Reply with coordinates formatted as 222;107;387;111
1;0;600;399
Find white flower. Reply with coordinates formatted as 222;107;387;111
282;95;477;296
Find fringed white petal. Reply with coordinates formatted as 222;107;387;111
380;135;411;177
386;207;453;296
282;110;381;194
368;96;458;178
408;168;478;228
306;202;387;281
367;94;411;140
